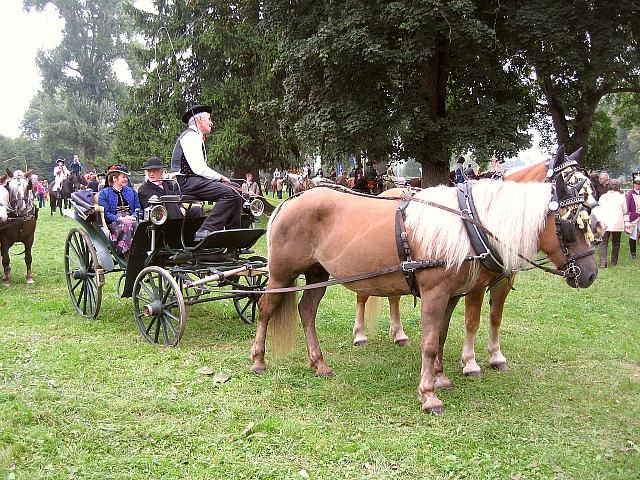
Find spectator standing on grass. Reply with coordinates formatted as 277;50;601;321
595;172;610;200
597;179;627;267
276;176;284;199
624;174;640;260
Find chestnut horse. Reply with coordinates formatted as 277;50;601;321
352;147;600;376
251;178;598;412
0;169;37;285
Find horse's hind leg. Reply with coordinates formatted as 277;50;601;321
461;288;484;377
299;267;332;376
251;280;297;374
388;296;409;345
487;277;514;371
352;293;369;346
24;239;34;284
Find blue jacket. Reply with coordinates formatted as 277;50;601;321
97;186;141;224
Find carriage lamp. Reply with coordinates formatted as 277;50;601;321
247;198;264;217
147;205;168;225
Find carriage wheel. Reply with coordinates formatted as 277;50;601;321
233;273;268;325
64;228;103;319
132;266;186;346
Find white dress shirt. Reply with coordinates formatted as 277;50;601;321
179;125;222;181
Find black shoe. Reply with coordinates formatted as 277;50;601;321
632;253;637;260
194;229;214;242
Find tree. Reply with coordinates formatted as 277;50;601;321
114;0;290;184
500;1;640;167
23;0;132;162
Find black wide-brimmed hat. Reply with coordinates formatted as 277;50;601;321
105;164;130;176
56;159;65;164
181;104;212;124
142;156;167;170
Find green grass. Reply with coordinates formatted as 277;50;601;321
0;211;638;479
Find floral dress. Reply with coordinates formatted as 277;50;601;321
108;190;136;254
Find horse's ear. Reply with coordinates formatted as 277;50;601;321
555;173;570;199
25;169;33;178
0;174;6;185
6;168;13;178
552;145;565;168
567;147;584;164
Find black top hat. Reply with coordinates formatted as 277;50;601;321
181;105;212;124
633;173;640;184
142;156;168;170
105;164;130;176
56;159;65;164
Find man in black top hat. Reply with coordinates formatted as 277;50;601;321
170;104;242;241
138;156;184;219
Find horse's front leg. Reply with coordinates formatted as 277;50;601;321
1;243;10;286
461;288;485;377
487;277;514;371
388;295;409;345
418;287;452;414
300;269;332;376
352;293;369;346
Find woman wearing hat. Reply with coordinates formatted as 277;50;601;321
624;174;640;259
97;164;141;255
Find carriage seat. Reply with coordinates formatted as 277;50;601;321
70;190;109;235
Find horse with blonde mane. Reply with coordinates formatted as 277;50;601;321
251;175;598;413
352;147;602;378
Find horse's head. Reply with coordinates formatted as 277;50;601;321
5;169;34;217
539;170;598;288
0;185;8;224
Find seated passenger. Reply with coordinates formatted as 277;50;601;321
138;156;184;218
98;164;141;255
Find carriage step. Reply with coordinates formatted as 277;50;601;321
191;228;266;252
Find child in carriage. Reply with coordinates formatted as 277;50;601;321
97;164;141;255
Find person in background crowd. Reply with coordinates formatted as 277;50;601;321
52;159;69;192
87;173;99;192
275;175;284;199
263;176;270;197
32;175;46;208
42;179;49;203
464;163;477;180
70;155;83;176
624;174;640;260
316;166;324;178
241;172;259;195
490;156;504;178
97;164;141;256
597;179;627;267
454;157;465;184
595;171;610;200
329;168;337;181
336;171;348;186
170;104;242;242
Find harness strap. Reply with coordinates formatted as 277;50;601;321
395;194;420;297
457;183;506;274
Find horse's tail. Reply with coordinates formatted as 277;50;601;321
364;296;382;332
270;286;299;355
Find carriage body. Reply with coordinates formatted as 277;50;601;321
63;191;268;346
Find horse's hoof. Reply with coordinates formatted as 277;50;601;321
315;365;334;377
250;364;266;375
353;338;368;347
464;369;482;378
26;278;35;285
394;337;410;346
490;362;509;372
421;398;444;414
435;376;453;390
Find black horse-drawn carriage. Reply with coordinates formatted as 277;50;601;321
63;188;269;346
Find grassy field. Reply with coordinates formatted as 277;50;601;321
0;209;638;479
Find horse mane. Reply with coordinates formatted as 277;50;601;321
405;180;552;276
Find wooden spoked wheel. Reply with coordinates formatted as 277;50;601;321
132;266;186;346
233;273;268;325
64;228;103;319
